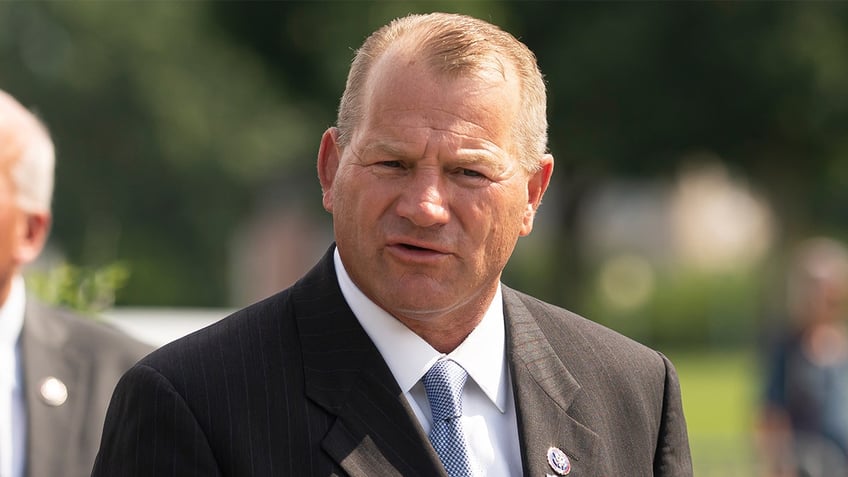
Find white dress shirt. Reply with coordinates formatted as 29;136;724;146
334;250;522;476
0;275;27;477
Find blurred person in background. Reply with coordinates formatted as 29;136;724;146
93;12;691;476
759;237;848;477
0;89;153;477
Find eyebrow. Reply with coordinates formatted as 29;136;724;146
361;140;411;159
361;139;505;170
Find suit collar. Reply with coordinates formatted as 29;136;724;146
503;286;609;476
293;246;446;477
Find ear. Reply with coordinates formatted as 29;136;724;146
519;154;554;237
317;127;342;213
15;210;51;265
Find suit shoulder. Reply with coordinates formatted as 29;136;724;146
504;287;665;368
28;301;154;361
140;288;296;370
504;287;678;416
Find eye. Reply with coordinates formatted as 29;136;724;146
453;166;493;185
379;160;403;168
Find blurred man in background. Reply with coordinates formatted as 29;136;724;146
0;89;152;477
759;237;848;477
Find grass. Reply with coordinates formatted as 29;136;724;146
666;348;760;476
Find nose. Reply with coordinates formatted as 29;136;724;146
395;169;450;228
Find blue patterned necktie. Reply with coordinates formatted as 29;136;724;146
423;359;474;477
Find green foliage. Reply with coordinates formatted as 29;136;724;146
25;262;130;316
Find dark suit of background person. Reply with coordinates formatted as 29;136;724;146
93;13;692;476
0;88;153;477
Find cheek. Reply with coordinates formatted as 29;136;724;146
348;174;398;216
332;175;384;234
478;194;530;252
329;170;359;215
471;187;528;229
0;213;21;261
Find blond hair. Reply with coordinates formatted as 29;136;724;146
336;12;548;172
0;89;54;213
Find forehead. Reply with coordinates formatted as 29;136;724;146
358;47;520;150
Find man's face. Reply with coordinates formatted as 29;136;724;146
0;161;25;302
319;50;552;327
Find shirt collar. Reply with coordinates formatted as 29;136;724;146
0;275;26;348
334;248;509;411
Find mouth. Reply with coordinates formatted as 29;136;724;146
386;239;449;257
397;243;432;252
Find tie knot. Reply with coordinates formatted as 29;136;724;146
423;359;468;422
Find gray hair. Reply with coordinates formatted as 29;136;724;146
336;12;548;172
0;89;55;213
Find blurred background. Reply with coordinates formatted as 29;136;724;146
2;1;847;474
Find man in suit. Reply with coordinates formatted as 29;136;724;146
93;12;692;476
0;89;153;477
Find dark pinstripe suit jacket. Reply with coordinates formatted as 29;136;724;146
92;246;692;476
20;298;153;477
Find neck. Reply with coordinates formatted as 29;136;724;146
402;313;485;354
392;287;495;354
0;275;13;306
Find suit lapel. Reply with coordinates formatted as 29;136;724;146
292;248;445;477
503;287;609;476
20;298;87;477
